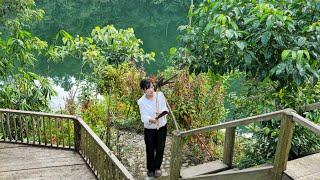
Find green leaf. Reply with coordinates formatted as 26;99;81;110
204;22;214;33
226;29;234;39
303;50;310;60
297;37;306;47
244;53;252;66
59;30;73;40
281;50;291;61
271;131;277;137
169;47;177;55
263;127;270;135
266;15;275;29
261;32;272;45
297;50;303;62
306;65;319;80
230;21;238;30
263;48;272;59
296;63;305;77
150;52;156;58
293;72;302;85
276;63;286;75
235;41;246;51
62;37;68;44
291;51;297;60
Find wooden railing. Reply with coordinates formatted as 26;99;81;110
169;103;320;180
0;109;134;180
0;109;75;148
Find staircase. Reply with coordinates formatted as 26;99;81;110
168;102;320;180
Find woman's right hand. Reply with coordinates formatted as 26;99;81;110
149;118;157;124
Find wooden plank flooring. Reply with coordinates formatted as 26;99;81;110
0;142;97;180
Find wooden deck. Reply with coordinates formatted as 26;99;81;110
0;142;97;180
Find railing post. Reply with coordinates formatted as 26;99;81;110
273;111;294;180
74;118;81;151
170;130;183;180
223;127;236;167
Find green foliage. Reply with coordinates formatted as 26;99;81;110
49;25;155;78
160;67;227;161
82;100;108;136
94;63;143;132
172;0;320;91
0;71;55;111
67;63;144;133
51;25;154;65
0;29;47;75
50;25;155;130
0;0;47;76
0;0;44;32
0;0;55;111
96;63;142;119
237;137;274;169
162;67;226;130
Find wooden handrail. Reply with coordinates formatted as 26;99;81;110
290;111;320;136
75;117;134;179
0;110;75;149
0;108;76;119
297;102;320;112
179;109;285;137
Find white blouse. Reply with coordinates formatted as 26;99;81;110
137;91;169;129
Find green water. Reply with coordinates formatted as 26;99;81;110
31;0;190;81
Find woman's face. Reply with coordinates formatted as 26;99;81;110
144;83;154;96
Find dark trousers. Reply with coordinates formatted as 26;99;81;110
144;124;167;172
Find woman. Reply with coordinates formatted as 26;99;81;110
137;78;169;178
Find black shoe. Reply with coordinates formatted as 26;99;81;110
147;170;154;177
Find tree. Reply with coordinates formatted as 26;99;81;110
49;25;155;94
0;0;55;111
172;0;319;95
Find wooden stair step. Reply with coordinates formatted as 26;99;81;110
214;163;273;174
180;160;228;178
183;166;273;180
284;153;320;179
